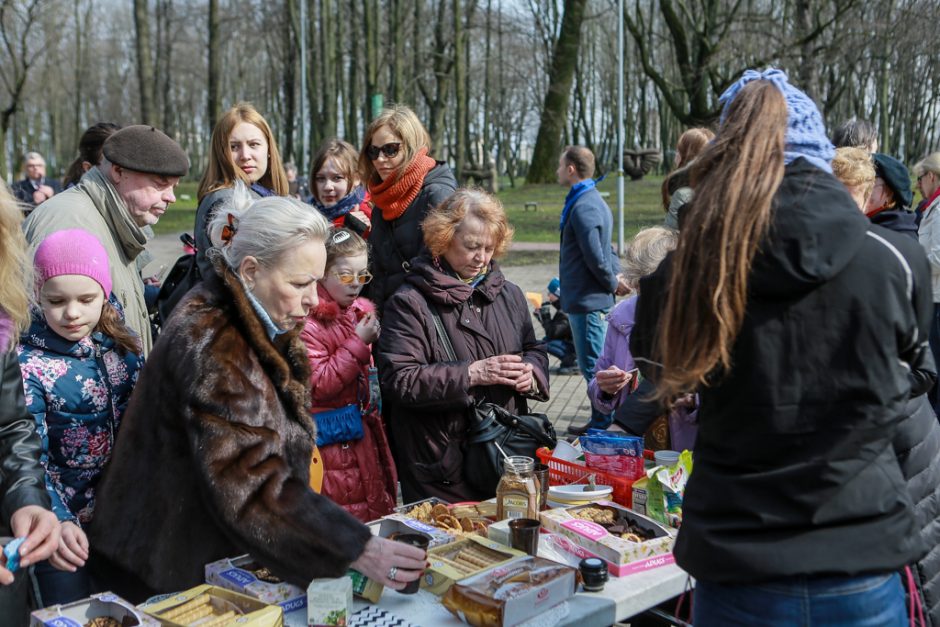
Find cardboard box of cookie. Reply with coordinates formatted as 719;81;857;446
539;501;675;577
423;535;526;595
30;591;160;627
205;555;307;614
139;584;282;626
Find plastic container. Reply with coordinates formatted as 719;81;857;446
654;450;680;467
536;447;654;508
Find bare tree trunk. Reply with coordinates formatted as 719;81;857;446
390;0;403;103
207;0;221;130
133;0;156;125
345;1;359;144
453;0;465;180
527;0;587;184
283;0;298;162
155;0;175;136
364;0;379;121
321;0;336;139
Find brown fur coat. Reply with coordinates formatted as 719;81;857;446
88;259;372;599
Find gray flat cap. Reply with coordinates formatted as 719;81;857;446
103;125;189;177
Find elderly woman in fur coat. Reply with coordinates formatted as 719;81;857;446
87;192;425;602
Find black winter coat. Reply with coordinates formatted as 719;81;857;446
895;395;940;626
632;159;932;583
88;259;371;601
376;256;549;503
871;208;919;241
368;164;457;314
0;348;50;532
876;203;940;626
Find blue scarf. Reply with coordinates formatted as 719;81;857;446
250;182;276;198
559;176;603;231
310;186;366;221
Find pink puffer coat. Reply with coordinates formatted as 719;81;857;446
300;285;396;522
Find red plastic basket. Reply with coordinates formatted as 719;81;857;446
536;447;654;508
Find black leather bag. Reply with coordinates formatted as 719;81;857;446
427;302;557;495
463;402;557;495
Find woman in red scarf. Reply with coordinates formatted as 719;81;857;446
358;106;457;314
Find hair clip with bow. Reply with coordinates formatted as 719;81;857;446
220;213;238;245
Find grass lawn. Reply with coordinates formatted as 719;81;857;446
153;176;668;244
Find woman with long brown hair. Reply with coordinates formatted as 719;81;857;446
631;69;931;625
194;103;289;280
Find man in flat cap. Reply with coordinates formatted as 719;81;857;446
24;125;189;355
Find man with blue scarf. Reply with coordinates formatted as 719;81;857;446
557;146;626;436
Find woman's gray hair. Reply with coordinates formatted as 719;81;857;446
914;152;940;178
623;226;679;289
208;181;330;269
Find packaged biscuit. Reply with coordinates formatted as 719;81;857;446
141;584;282;626
442;556;577;627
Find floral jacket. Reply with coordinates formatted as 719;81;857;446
16;303;142;525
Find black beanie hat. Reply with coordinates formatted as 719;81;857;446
103;125;189;177
872;153;913;209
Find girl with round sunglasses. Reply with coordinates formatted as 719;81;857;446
300;228;397;522
358;105;456;314
309;139;373;237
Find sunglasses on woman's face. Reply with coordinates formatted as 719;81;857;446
332;270;373;285
366;142;402;161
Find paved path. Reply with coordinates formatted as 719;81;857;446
144;233;594;432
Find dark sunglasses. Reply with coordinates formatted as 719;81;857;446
366;142;402;161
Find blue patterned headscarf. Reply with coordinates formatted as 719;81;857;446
719;68;834;173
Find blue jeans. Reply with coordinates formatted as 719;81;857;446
694;573;906;627
545;339;576;364
33;560;93;606
568;309;611;427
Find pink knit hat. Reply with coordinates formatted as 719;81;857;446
34;229;112;297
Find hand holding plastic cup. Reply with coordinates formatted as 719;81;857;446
392;533;430;594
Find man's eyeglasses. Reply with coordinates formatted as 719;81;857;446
366;142;402;161
332;270;373;285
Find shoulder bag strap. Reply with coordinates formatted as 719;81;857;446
426;300;458;362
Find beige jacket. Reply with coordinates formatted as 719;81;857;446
23;167;153;354
918;194;940;303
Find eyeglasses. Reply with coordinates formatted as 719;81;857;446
366;142;402;161
331;270;373;285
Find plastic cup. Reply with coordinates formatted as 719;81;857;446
392;533;430;594
509;518;541;556
534;463;550;511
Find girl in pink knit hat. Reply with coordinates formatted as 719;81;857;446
16;229;143;606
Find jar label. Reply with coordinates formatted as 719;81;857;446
503;496;530;517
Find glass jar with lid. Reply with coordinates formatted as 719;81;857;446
496;456;539;520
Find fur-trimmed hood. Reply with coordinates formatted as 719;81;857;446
311;284;375;324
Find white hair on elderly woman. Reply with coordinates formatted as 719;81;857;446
622;226;678;289
208;181;330;269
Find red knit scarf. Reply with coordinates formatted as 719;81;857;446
369;148;437;221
